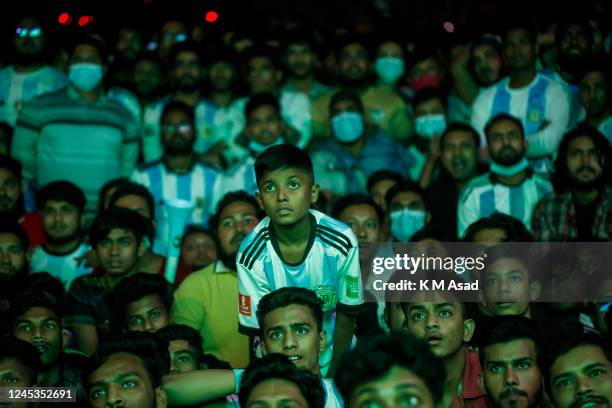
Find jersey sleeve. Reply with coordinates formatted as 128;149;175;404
237;251;272;336
336;232;364;312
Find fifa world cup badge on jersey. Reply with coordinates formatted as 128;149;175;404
345;276;360;299
528;109;541;123
314;285;337;312
239;294;252;316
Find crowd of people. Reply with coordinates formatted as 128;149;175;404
0;3;611;408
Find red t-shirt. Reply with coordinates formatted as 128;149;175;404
19;212;45;248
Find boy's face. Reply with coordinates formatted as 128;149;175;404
88;352;166;408
482;258;540;317
549;344;612;408
13;306;62;368
96;228;144;276
124;294;171;333
261;304;325;375
42;199;83;244
350;365;435;408
0;232;27;280
404;292;474;359
246;378;309;408
256;167;319;228
168;339;200;374
338;203;382;246
483;338;542;408
0;168;21;212
0;357;34;407
246;105;283;146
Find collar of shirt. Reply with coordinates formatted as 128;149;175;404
214;260;233;274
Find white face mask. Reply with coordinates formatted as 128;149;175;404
390;208;426;242
69;63;103;92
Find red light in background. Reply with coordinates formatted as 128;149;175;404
205;11;218;23
58;12;72;25
78;16;94;27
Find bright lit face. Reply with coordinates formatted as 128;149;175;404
168;339;200;374
579;71;610;117
472;44;503;86
503;29;536;72
247;105;283;146
256;167;319;228
566;136;604;188
441;130;478;182
549;344;612;408
217;201;258;258
41;199;83;244
339;203;382;246
0;168;21;212
484;338;542;408
261;304;325;375
482;258;539;317
96;228;144;277
486;119;526;166
350;365;436;408
124;294;171;333
180;232;217;270
12;306;62;368
0;232;27;279
246;378;309;408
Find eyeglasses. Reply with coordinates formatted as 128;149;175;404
16;27;42;38
162;122;193;134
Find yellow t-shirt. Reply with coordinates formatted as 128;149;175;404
173;261;249;368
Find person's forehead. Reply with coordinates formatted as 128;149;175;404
568;135;596;150
390;191;423;205
115;194;148;210
250;105;278;118
264;304;316;328
169;339;197;354
90;352;149;383
332;98;360;111
184;231;214;243
17;17;40;28
0;232;21;246
0;168;19;181
105;228;137;240
354;365;431;396
341;43;368;56
163;109;191;123
551;344;610;373
220;201;257;219
72;44;102;58
0;357;31;378
443;131;476;145
161;21;186;33
473;228;507;243
248;56;274;68
473;43;497;56
489;119;521;134
248;378;307;405
261;167;309;183
44;199;78;210
175;51;200;63
341;203;378;220
17;306;59;322
127;294;165;312
484;338;537;360
408;291;459;306
378;41;403;53
505;28;532;42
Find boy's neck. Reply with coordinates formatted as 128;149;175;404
274;214;312;246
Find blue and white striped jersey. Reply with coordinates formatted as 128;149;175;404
457;171;553;238
132;161;221;254
322;379;344;408
30;243;92;290
237;209;364;376
221;156;258;197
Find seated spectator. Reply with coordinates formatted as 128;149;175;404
463;212;533;244
385;181;432;242
578;59;612;143
367;169;403;211
179;225;217;276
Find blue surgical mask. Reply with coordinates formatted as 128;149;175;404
69;63;103;92
390;208;426;242
331;111;364;143
489;157;530;177
248;137;284;155
415;114;447;138
375;57;405;84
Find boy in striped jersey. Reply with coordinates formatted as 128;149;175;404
237;144;363;376
458;114;553;238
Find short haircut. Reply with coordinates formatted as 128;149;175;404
181;224;214;245
241;44;280;70
109;273;173;332
69;34;109;65
36;181;86;213
463;212;533;242
0;336;41;386
254;144;314;185
366;170;404;192
156;324;204;361
441;122;481;148
98;177;130;214
399;269;469;315
552;123;610;193
479;316;540;365
331;193;385;225
283;28;319;53
0;155;22;181
109;181;156;217
8;290;63;328
412;87;448;110
256;287;324;334
501;19;538;44
335;331;445;404
384;180;425;209
484;113;525;140
20;272;66;309
482;243;537;281
0;219;30;249
539;333;611;396
168;41;202;67
409;224;452;242
161;100;195;125
245;93;281;120
83;332;170;389
555;18;593;45
239;354;325;408
208;191;261;235
89;207;153;248
329;90;364;115
578;57;611;82
334;33;373;60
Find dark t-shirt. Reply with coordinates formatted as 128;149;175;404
575;197;600;240
65;275;112;342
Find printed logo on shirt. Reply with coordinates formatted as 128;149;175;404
528;109;541;123
314;285;337;312
239;293;252;316
346;276;360;299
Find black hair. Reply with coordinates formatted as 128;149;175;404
241;44;280;71
254;144;314;185
161;100;195;125
335;331;445;404
20;272;66;311
98;177;130;214
156;324;204;362
552;124;611;193
406;47;441;71
462;212;533;242
283;28;319;54
36;180;86;213
168;41;202;67
578;57;611;82
245;93;281;120
208;191;261;235
334;32;373;60
8;290;63;328
412;86;448;110
0;336;41;386
257;287;324;334
441;122;481;148
109;181;156;218
501;18;538;45
539;333;611;396
0;219;30;249
109;273;173;333
331;193;385;226
329;90;364;116
68;34;110;65
555;17;594;46
83;332;170;389
399;269;469;316
479;316;540;366
239;354;325;408
384;181;425;210
181;224;215;245
484;113;525;141
0;155;22;181
482;243;537;281
89;207;153;248
366;170;404;193
409;224;452;243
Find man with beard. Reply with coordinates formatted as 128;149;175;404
0;16;67;127
541;334;612;408
29;181;91;289
532;125;611;241
481;316;542;408
311;33;410;143
471;21;570;173
578;60;612;143
458;114;553;238
310;90;412;200
173;191;261;368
